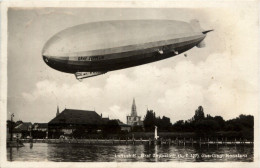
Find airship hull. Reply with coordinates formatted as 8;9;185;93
42;20;211;79
43;36;203;73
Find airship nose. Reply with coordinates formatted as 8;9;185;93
42;55;56;69
42;34;72;73
42;54;71;73
42;55;50;64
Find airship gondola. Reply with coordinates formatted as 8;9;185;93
42;20;213;81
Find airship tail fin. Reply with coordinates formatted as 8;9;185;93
196;40;206;48
196;29;213;48
202;29;214;34
190;19;213;48
190;19;204;32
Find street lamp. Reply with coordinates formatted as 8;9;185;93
10;113;14;141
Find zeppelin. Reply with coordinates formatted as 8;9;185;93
42;20;213;81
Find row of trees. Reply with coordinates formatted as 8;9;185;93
143;110;171;132
8;106;254;140
143;106;254;139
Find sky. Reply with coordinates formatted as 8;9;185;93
7;6;259;124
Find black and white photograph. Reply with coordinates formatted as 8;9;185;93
0;1;259;167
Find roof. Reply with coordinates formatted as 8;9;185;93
48;109;102;125
15;120;23;126
13;122;32;132
116;120;131;127
101;117;110;124
33;123;48;128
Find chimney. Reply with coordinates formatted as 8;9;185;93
56;105;60;116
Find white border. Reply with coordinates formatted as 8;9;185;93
0;1;259;168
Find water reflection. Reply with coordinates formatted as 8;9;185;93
7;143;253;162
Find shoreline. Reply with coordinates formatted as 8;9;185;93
9;138;254;146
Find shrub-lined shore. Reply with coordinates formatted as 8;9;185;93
99;106;254;140
7;106;253;141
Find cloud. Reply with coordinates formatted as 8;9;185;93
7;7;259;125
103;105;129;122
22;80;102;109
21;51;258;123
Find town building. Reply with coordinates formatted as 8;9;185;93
115;120;131;132
127;98;143;127
101;114;110;124
13;122;33;139
33;123;48;131
31;123;48;139
48;108;104;138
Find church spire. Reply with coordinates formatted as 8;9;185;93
56;105;60;116
131;98;137;116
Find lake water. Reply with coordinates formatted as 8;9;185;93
7;143;253;162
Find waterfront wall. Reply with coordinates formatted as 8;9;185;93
19;138;254;146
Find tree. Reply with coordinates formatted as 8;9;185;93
194;106;205;121
161;116;171;131
213;116;225;130
195;119;219;137
143;110;156;132
155;116;162;130
172;120;184;132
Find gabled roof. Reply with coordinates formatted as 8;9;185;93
116;119;131;127
15;120;23;127
14;122;32;132
48;109;102;125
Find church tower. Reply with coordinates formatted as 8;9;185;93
56;106;60;116
127;98;143;127
131;98;137;117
